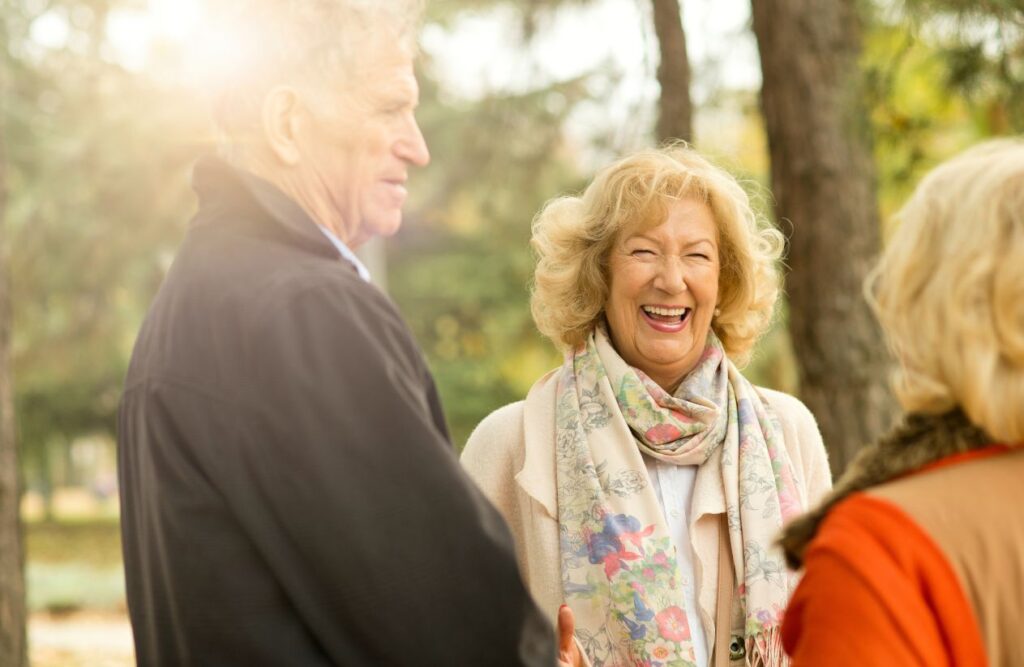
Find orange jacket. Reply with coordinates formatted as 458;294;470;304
783;446;1022;666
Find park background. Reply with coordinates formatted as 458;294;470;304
0;0;1020;664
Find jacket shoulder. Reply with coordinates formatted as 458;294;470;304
757;387;818;433
460;401;527;517
461;401;525;472
757;386;832;504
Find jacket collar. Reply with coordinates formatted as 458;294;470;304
190;154;342;262
518;369;561;519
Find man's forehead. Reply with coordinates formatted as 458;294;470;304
349;43;418;92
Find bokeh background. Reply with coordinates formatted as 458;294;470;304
0;0;1020;664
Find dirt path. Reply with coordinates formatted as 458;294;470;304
30;611;135;667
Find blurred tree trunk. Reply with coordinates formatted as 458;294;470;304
751;0;897;475
652;0;693;143
0;39;27;667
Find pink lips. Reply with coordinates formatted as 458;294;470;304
640;307;691;333
380;179;408;204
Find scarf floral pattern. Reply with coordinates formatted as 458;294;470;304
556;326;802;666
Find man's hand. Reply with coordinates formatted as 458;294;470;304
557;604;584;667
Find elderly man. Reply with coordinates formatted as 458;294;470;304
118;2;557;664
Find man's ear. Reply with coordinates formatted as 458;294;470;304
261;86;305;166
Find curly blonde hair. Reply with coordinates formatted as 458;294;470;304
530;145;784;366
869;138;1024;444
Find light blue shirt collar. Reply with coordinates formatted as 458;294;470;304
317;225;371;283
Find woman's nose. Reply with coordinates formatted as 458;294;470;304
653;257;687;294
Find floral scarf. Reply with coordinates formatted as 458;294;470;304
555;326;802;667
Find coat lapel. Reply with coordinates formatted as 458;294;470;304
516;369;560;519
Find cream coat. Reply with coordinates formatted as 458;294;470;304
461;369;832;663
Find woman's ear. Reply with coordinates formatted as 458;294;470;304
261;85;304;166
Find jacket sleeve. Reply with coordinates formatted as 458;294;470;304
192;283;555;666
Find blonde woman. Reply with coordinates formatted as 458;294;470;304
780;139;1024;666
463;146;831;667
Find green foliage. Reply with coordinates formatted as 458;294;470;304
392;58;593;446
4;1;201;480
899;0;1023;24
4;0;1021;473
864;1;1022;222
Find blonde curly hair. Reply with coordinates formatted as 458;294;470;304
868;137;1024;444
530;145;784;366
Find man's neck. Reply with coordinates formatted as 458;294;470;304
242;157;359;249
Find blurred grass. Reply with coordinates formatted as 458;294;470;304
25;519;125;613
28;563;125;613
27;518;122;566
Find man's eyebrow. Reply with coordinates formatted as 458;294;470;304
383;86;418;107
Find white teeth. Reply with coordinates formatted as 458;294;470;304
642;306;690;317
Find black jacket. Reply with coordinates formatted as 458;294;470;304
118;157;555;666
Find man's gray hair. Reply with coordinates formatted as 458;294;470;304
211;0;425;157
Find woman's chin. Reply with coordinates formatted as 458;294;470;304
634;351;700;386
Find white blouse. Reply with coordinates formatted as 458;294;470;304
643;455;710;667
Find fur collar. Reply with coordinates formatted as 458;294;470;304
781;409;991;568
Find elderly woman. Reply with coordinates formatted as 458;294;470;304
780;140;1024;666
463;147;831;667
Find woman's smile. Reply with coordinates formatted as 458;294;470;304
639;305;692;333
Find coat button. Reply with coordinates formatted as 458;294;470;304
729;636;745;660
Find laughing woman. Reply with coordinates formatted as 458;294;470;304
462;147;831;667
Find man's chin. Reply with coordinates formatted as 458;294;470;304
367;213;404;239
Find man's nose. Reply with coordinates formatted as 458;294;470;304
397;117;430;167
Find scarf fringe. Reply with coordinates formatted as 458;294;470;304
747;625;787;667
